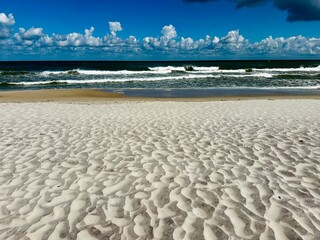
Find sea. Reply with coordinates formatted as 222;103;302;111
1;60;320;97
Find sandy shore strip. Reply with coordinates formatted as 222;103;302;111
0;100;320;239
0;89;124;102
1;89;320;102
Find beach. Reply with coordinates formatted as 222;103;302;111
0;91;319;239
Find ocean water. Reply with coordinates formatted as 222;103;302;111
1;60;320;96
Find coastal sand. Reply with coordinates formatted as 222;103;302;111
1;89;320;102
0;89;124;102
0;100;320;239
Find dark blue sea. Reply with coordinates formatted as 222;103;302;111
1;60;320;97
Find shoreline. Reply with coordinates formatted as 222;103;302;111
1;88;320;102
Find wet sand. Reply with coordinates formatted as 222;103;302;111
0;89;320;102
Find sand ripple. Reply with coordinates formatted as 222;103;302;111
0;100;320;239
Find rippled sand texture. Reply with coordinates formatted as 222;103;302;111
0;100;320;240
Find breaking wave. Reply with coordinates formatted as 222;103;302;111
1;63;320;90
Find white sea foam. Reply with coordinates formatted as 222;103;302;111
148;66;187;73
11;72;278;86
13;74;217;85
253;65;320;72
36;65;320;78
148;66;247;74
40;69;156;76
39;71;67;76
192;66;219;71
194;67;247;74
77;70;163;75
12;81;59;85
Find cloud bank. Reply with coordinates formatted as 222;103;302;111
184;0;320;22
1;12;320;60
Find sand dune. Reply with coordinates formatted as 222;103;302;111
0;100;320;239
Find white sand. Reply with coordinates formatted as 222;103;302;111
0;100;320;240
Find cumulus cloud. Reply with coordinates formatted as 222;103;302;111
0;13;15;25
0;13;15;38
15;27;44;40
184;0;320;22
248;35;320;55
1;12;320;59
218;30;248;53
109;22;123;36
141;27;319;58
161;25;177;39
143;25;179;53
52;27;101;47
220;30;246;44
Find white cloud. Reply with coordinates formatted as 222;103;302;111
0;26;10;38
142;25;179;53
220;30;245;44
0;13;15;25
180;37;195;50
0;13;15;38
39;35;53;46
217;30;248;53
1;13;320;59
161;25;177;39
109;22;123;36
249;35;320;55
53;27;101;47
16;27;44;40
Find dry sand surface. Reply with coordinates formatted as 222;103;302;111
0;100;320;239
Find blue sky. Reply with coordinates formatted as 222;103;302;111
1;0;320;60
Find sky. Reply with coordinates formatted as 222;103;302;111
1;0;320;60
